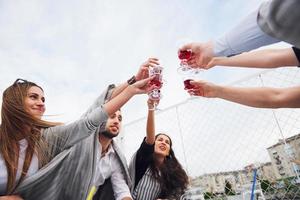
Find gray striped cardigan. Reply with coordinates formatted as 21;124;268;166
14;84;132;200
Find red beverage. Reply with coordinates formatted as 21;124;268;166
184;79;194;89
150;75;162;87
178;50;192;60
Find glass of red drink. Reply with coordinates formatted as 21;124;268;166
178;49;193;73
179;66;201;100
148;66;163;109
183;79;194;90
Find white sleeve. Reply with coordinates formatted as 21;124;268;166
214;9;280;57
111;155;132;200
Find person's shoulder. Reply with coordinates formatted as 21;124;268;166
111;141;127;159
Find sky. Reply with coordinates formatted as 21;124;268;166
123;67;300;177
1;0;299;178
0;0;273;124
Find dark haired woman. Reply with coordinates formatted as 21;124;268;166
129;99;189;200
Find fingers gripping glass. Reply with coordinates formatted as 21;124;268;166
177;49;202;75
177;63;203;101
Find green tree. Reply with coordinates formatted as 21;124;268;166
260;179;273;193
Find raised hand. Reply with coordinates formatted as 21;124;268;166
130;76;156;95
185;80;220;98
135;58;160;81
178;41;213;69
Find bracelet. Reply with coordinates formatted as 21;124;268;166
127;75;136;85
148;108;155;111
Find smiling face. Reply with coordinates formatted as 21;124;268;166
24;86;46;119
154;134;171;157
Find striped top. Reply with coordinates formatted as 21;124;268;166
131;138;162;200
132;168;160;200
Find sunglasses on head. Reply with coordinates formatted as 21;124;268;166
13;78;29;85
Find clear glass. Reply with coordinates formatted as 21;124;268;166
179;67;202;100
177;49;202;75
148;65;163;110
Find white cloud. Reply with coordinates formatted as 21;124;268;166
1;0;279;145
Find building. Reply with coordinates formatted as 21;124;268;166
267;133;300;179
190;133;300;195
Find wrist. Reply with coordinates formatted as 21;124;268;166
124;85;136;96
212;57;223;66
127;75;136;85
148;106;155;111
215;85;224;98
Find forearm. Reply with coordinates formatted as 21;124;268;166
103;86;135;115
146;110;155;144
43;105;108;151
212;48;299;68
110;83;128;99
214;9;280;57
216;86;286;108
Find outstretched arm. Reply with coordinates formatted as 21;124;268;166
83;58;160;116
188;80;300;108
110;58;159;99
179;9;280;69
207;48;299;69
145;99;158;145
44;76;155;152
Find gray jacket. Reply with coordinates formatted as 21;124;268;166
257;0;300;48
15;85;131;200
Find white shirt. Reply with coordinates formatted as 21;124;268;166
94;144;131;200
0;139;39;195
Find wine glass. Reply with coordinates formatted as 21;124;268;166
148;65;163;110
177;49;202;75
178;49;193;72
179;67;201;100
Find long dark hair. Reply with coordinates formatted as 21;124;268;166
0;79;59;194
150;133;189;199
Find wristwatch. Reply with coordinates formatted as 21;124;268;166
127;75;136;85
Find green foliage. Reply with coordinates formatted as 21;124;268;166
260;179;273;192
203;192;214;199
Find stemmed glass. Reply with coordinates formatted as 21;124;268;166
180;67;199;100
177;49;202;75
148;65;163;110
177;49;202;99
178;49;193;72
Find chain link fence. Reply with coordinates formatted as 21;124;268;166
122;67;300;200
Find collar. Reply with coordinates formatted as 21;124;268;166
101;143;115;157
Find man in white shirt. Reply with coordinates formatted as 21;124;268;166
92;110;132;200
